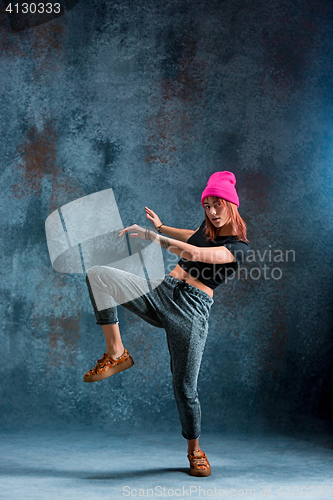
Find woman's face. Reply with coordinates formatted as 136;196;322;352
203;197;230;227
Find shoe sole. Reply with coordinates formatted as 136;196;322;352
83;357;134;383
190;467;211;477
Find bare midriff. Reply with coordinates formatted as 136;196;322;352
169;264;214;299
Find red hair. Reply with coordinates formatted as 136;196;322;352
203;198;249;243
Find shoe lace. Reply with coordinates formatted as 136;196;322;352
189;453;209;468
192;457;207;466
94;353;114;369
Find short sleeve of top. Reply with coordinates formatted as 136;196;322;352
177;220;250;290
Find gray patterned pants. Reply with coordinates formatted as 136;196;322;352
86;266;214;440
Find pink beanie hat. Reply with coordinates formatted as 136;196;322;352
201;171;239;208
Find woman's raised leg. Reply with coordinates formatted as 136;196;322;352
84;265;164;382
102;323;125;359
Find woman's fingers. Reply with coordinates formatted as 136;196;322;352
145;207;157;222
118;226;131;236
145;206;154;216
119;225;140;238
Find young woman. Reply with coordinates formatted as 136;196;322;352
84;171;250;477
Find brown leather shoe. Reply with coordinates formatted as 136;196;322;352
187;449;211;477
83;348;134;383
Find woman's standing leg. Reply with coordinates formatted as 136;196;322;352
166;316;212;477
165;303;209;443
162;279;213;476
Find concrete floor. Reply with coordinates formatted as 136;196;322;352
0;428;332;500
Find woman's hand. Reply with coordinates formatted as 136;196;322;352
145;206;162;230
119;224;150;240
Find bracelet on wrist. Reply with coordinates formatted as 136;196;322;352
157;223;163;233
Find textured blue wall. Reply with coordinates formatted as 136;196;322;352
1;0;333;434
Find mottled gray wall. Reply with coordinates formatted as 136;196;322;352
1;0;333;434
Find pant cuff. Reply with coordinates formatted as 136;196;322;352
182;432;201;440
96;320;119;326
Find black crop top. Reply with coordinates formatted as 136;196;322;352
177;220;250;290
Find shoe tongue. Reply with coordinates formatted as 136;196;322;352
192;450;204;458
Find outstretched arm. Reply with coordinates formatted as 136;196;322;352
118;225;236;264
145;206;197;242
